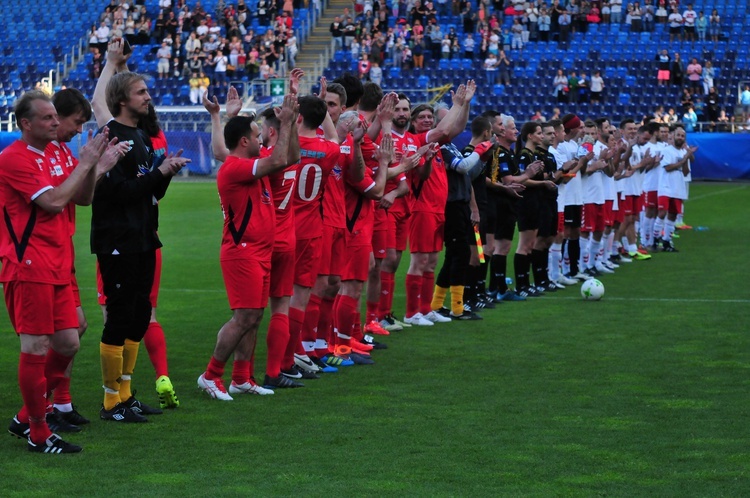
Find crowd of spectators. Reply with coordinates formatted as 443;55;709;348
88;0;304;88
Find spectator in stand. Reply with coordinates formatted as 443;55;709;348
610;0;623;23
90;48;104;79
213;49;228;87
696;11;707;42
567;70;579;103
497;50;511;86
554;69;568;103
630;2;643;33
601;1;611;23
550;107;561;121
330;16;344;51
590;70;604;103
189;71;208;104
441;34;451;59
538;7;551;41
655;0;668;24
484;52;498;74
716;109;729;131
412;35;425;67
370;61;383;86
668;7;683;43
682;4;697;43
587;3;601;25
343;16;356;48
358;53;371;80
682;106;697;132
558;10;571;50
680;88;693;114
530;109;545;121
96;21;111;54
656;49;670;86
709;9;720;43
527;4;539;41
740;85;750;123
686;58;702;95
665;107;678;124
463;33;475;59
511;18;524;50
671;52;684;87
577;72;589;103
157;42;172;79
702;61;715;95
642;0;654;32
705;87;719;124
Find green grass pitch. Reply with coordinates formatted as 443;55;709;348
0;181;748;496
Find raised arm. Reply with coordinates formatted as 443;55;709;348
92;38;131;128
427;80;475;144
254;94;299;178
203;91;230;163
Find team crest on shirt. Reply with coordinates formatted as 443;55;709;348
262;187;271;204
340;145;351;154
407;137;414;143
332;164;342;180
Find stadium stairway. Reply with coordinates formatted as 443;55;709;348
292;0;350;83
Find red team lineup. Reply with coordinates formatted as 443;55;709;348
0;38;697;454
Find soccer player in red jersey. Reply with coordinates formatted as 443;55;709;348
43;89;97;429
401;82;476;326
197;94;298;400
284;95;342;379
2;91;121;453
91;38;182;410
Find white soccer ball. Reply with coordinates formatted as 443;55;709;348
581;279;605;301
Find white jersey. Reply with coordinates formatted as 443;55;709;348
641;141;664;193
582;141;605;205
558;139;582;206
622;143;646;196
658;145;688;199
549;144;567;212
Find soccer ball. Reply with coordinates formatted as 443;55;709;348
581;279;605;301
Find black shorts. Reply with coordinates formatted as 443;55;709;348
494;197;517;241
537;196;558;238
516;193;540;232
444;201;473;247
669;26;682;34
684;26;695;33
483;197;496;240
564;204;583;228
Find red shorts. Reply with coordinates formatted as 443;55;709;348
657;70;670;81
318;225;347;276
269;249;295;298
71;272;81;308
657;196;682;215
557;211;565;234
602;200;615;227
387;208;410;252
613;204;624;224
3;281;78;335
343;244;371;282
221;258;271;309
645;190;658;209
409;211;445;253
582;203;605;233
620;194;641;216
98;248;162;307
371;229;388;260
294;237;322;288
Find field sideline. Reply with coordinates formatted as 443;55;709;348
0;181;748;496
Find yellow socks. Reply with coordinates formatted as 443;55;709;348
100;343;123;410
431;285;448;311
450;285;465;316
120;339;140;401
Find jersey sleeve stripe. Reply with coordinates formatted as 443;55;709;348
30;186;54;201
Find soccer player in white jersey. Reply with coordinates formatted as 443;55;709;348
641;122;667;250
655;126;697;251
617;124;654;260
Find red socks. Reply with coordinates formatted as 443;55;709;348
143;321;169;378
265;313;289;377
53;377;72;406
405;273;422;318
45;348;73;397
302;294;321;349
19;352;52;444
231;360;251;386
335;295;358;346
420;272;434;315
315;297;334;358
379;271;395;319
205;355;226;381
366;300;379;324
284;307;305;370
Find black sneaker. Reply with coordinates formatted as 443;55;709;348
123;393;163;415
263;374;304;389
283;365;318;380
436;306;452;318
349;352;375;365
100;403;148;423
8;416;30;439
46;411;81;433
450;310;483;320
362;334;387;350
478;294;496;309
533;285;547;295
662;240;679;252
543;282;558;293
310;356;330;370
517;287;541;298
27;433;82;454
55;406;90;425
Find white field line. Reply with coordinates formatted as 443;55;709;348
690;184;748;201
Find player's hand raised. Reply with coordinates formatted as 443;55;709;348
375;134;394;166
275;94;298;123
225;86;243;118
202;91;220;115
289;68;305;95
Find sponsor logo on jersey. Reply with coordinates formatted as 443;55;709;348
340;145;351;154
332;164;342;180
262;187;272;204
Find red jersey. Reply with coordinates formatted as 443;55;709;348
151;130;168;160
217;155;275;262
345;165;377;245
292;135;340;240
406;131;448;214
0;140;71;284
322;135;353;229
45;140;78;237
262;146;298;252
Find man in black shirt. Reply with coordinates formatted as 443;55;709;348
93;72;189;423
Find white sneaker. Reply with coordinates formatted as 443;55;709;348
423;310;452;323
403;312;434;326
553;280;566;289
379;319;403;332
197;373;233;401
229;381;274;395
294;353;320;373
569;271;592;281
595;263;615;274
557;275;579;286
618;255;633;263
604;260;619;269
